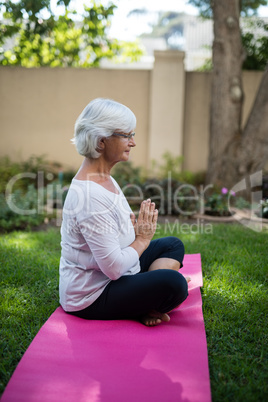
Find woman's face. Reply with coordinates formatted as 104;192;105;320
103;131;136;164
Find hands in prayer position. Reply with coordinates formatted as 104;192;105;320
130;199;158;255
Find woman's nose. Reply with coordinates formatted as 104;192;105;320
129;137;136;147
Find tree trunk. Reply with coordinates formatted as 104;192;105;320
206;0;245;188
239;67;268;176
206;0;268;190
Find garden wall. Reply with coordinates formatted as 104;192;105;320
0;52;263;173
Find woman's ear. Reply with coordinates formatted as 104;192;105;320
97;137;106;152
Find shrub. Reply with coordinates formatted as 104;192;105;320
0;185;46;232
0;155;59;193
142;178;198;216
0;156;22;193
258;199;268;219
205;187;235;217
111;161;144;188
150;151;206;186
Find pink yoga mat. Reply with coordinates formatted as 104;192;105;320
2;254;211;402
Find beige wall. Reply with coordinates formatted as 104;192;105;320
0;55;264;173
183;72;211;172
149;51;185;166
0;67;150;170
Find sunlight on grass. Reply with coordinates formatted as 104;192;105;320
1;287;33;315
2;232;41;250
155;222;207;245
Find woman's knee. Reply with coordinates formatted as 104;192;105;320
165;237;185;265
156;270;188;312
161;270;188;297
167;236;185;253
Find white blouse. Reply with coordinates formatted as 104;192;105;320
59;177;140;312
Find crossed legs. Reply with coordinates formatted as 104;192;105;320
69;237;188;326
141;257;190;326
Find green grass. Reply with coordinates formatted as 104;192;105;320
0;230;60;395
0;224;268;400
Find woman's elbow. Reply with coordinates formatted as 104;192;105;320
104;263;124;281
107;270;122;281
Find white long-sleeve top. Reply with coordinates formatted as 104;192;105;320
59;177;140;312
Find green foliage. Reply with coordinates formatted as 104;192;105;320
151;152;205;186
197;57;213;72
142;177;199;216
111;155;206;216
233;196;251;210
111;161;145;189
197;19;268;72
151;152;184;181
204;187;254;216
0;0;143;67
259;199;268;218
205;192;232;216
242;19;268;70
187;0;268;18
0;155;71;232
0;156;22;193
189;0;268;71
0;185;46;231
0;155;59;193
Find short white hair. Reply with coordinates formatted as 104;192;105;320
71;98;136;159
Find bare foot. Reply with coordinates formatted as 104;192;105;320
140;311;170;326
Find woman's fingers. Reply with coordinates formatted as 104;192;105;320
144;201;155;223
138;200;147;221
152;208;158;224
130;213;136;227
138;199;150;222
149;201;155;222
135;199;158;240
144;199;151;221
136;199;157;233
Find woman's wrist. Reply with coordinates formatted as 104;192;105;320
130;237;150;257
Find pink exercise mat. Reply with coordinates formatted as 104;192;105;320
2;253;211;402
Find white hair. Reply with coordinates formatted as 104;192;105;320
71;98;136;159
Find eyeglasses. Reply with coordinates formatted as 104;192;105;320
112;132;135;140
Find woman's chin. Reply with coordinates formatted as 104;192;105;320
123;152;130;160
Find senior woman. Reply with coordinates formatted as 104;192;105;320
59;98;188;326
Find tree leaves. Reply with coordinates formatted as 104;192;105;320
187;0;268;18
242;19;268;70
0;0;143;67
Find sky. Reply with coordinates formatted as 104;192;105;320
5;0;268;41
100;0;199;40
66;0;197;40
66;0;268;40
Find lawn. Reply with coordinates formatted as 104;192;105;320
0;223;267;401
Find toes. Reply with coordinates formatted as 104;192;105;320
148;318;161;326
142;315;162;326
161;313;170;322
141;311;171;326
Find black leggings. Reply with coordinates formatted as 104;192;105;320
69;237;188;320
